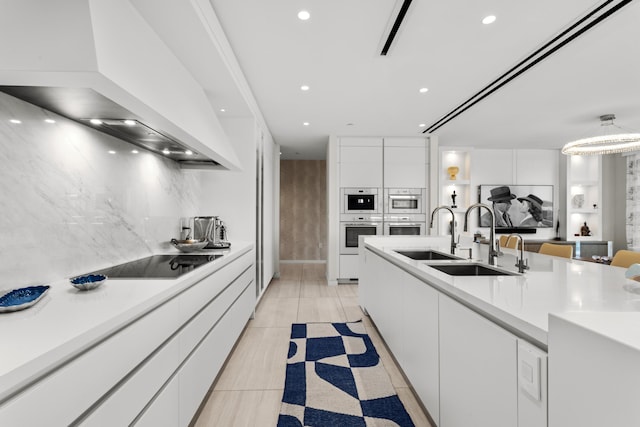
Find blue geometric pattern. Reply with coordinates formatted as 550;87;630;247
278;321;415;427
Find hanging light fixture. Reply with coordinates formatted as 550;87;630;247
562;114;640;155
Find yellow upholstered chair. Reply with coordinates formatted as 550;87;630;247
610;250;640;268
504;236;519;249
498;235;519;249
538;243;573;259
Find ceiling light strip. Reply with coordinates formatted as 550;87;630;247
380;0;413;56
422;0;631;134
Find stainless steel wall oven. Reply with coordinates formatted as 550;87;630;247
383;214;426;236
339;215;383;254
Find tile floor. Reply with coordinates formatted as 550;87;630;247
193;263;433;427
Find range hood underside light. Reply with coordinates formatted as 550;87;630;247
81;118;200;162
0;86;219;167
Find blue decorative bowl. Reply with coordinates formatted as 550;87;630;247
0;285;50;313
70;274;107;291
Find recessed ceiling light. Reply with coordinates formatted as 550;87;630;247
123;119;136;126
298;10;310;20
90;119;102;125
419;87;429;93
9;119;21;124
303;122;310;126
185;150;193;155
44;119;55;124
108;150;116;154
162;149;170;155
300;85;310;91
220;108;226;112
482;15;496;25
131;150;139;154
419;123;426;127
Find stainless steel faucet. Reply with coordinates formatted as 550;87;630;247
508;234;529;273
464;203;499;266
430;206;457;255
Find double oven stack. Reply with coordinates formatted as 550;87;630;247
339;187;426;255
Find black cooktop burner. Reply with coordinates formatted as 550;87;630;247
91;254;223;279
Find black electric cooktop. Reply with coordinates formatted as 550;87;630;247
91;254;223;279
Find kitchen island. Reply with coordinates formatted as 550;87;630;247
360;236;640;427
0;241;255;426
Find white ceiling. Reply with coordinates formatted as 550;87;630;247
201;0;640;159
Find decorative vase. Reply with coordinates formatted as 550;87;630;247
571;194;584;209
447;166;460;180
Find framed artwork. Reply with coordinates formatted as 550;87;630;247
478;185;554;229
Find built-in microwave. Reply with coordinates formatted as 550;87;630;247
341;188;381;214
384;188;426;214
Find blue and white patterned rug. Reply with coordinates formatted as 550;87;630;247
277;321;415;427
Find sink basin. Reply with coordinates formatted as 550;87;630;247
428;263;517;276
395;250;460;261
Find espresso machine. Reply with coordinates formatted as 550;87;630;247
193;216;231;249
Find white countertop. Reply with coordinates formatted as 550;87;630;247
363;236;640;348
0;242;253;403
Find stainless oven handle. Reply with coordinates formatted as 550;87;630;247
387;223;422;227
343;223;381;227
389;195;419;200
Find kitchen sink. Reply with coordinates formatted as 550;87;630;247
395;250;460;261
428;263;517;276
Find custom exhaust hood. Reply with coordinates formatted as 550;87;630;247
0;86;215;165
0;0;241;171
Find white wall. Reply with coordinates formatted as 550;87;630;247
262;129;278;284
196;118;256;242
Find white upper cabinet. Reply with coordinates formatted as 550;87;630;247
383;137;428;188
339;137;383;188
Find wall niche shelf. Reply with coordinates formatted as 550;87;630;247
566;155;602;241
436;147;473;234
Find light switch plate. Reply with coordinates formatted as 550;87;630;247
518;342;541;401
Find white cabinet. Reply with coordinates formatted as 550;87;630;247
566;155;602;240
383;137;427;188
339;254;359;280
360;250;403;353
135;375;180;427
339;137;383;188
0;249;256;427
439;294;517;427
402;272;439;425
360;249;440;424
179;282;254;426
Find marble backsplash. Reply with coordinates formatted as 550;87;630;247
0;92;202;287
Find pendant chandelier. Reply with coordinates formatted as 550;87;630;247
561;114;640;155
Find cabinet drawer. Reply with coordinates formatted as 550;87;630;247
179;283;254;426
179;265;254;360
134;373;180;427
0;298;180;426
177;252;253;326
81;335;181;426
